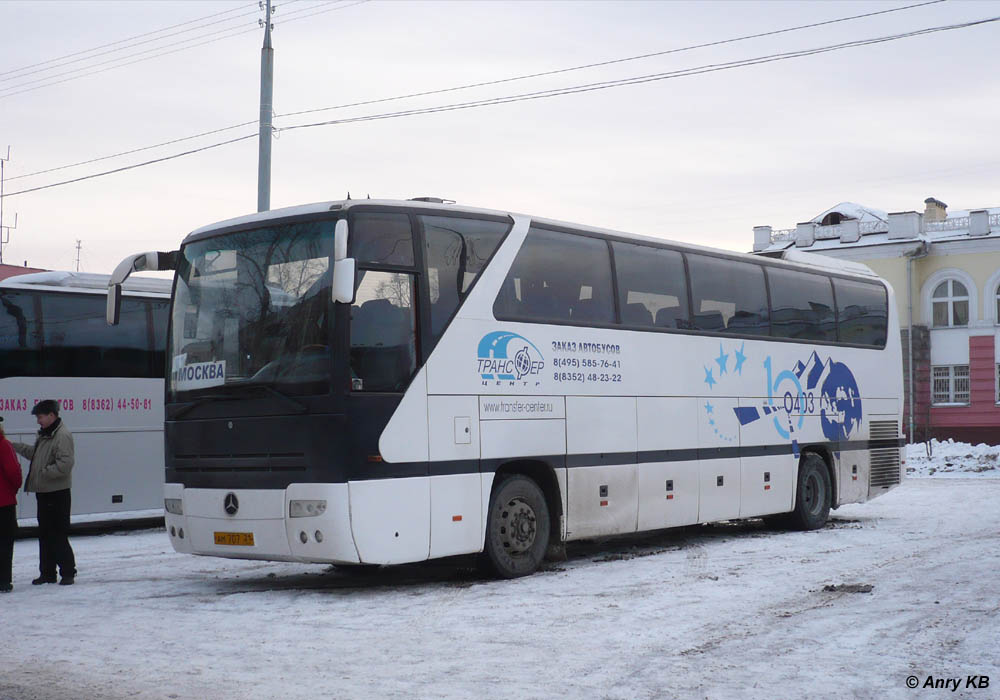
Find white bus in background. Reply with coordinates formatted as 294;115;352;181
109;200;904;577
0;271;171;526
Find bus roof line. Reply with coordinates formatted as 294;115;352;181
183;198;880;280
0;270;172;295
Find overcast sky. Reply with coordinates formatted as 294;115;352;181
1;0;997;273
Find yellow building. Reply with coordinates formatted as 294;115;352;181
754;198;1000;444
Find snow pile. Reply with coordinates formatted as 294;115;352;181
905;439;1000;478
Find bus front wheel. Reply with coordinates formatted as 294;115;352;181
482;475;551;579
789;454;832;530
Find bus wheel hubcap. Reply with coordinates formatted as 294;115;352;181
499;498;536;554
805;474;819;514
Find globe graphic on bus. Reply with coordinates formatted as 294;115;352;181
820;361;862;441
513;346;534;380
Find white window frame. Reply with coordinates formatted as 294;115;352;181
931;280;969;328
921;268;977;327
932;364;970;405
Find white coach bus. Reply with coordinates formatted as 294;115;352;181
108;199;903;577
0;271;171;525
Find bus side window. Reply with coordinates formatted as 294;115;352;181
350;271;417;392
767;267;836;342
611;242;689;330
493;276;522;318
834;278;888;347
351;213;414;266
40;293;152;378
687;254;769;336
149;299;170;378
421;216;510;345
0;290;42;377
493;227;614;325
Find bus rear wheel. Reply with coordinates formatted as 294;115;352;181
482;475;550;579
789;454;832;530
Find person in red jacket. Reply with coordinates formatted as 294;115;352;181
0;416;23;593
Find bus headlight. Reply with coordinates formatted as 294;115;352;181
164;498;183;515
289;500;327;518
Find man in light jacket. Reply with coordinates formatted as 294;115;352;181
13;400;77;586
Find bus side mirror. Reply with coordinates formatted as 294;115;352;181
332;219;355;304
332;258;356;304
334;219;348;261
107;284;123;325
107;250;178;325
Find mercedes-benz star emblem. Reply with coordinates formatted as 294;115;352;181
223;492;239;516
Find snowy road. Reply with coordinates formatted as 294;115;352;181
2;478;998;700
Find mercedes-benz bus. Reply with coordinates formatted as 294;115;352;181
108;199;903;577
1;271;170;526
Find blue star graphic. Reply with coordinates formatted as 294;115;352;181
734;343;747;375
716;344;729;375
704;401;714;414
703;366;716;389
709;418;715;426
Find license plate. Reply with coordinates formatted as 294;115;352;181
214;531;255;546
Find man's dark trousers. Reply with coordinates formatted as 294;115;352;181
36;489;75;579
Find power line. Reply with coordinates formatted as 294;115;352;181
4;0;944;180
8;122;259;182
5;14;995;200
276;16;1000;132
0;23;257;98
0;18;264;96
2;134;257;198
278;0;369;24
0;2;270;84
0;1;335;96
278;0;947;121
0;1;359;100
0;1;259;79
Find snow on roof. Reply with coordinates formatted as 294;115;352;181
0;270;171;295
810;202;888;225
943;206;1000;219
759;203;1000;254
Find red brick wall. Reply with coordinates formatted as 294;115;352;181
928;335;1000;444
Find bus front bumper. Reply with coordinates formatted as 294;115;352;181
164;483;361;563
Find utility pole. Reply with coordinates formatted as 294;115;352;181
75;240;82;272
0;147;16;265
257;0;275;213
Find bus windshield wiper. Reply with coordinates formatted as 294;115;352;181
171;393;238;419
248;383;307;414
171;384;306;418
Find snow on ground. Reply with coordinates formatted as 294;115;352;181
906;440;1000;478
2;477;998;700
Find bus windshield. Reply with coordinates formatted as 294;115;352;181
169;219;334;400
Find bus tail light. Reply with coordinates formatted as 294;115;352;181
289;500;327;518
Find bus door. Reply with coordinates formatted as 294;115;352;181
345;265;431;564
